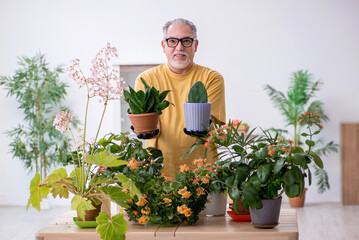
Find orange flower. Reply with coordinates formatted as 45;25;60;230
137;197;148;206
163;198;172;204
138;215;149;224
268;149;275;155
180;164;190;172
133;210;138;216
283;149;290;154
123;187;129;194
201;177;209;184
127;158;141;170
196;187;205;196
141;207;150;215
127;199;134;204
184;209;192;217
178;186;192;198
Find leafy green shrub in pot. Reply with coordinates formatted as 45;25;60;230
264;70;339;193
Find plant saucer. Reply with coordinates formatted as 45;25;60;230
73;217;98;228
227;211;251;222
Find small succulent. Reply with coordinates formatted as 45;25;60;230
124;78;173;115
188;81;208;103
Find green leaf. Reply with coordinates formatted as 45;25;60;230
274;158;285;174
229;187;241;200
115;174;142;200
101;186;131;205
71;195;96;221
96;212;128;240
301;133;308;137
284;184;300;198
283;166;303;186
257;164;271;183
26;173;51;211
188;81;207;103
85;151;128;167
309;151;324;169
305;139;315;147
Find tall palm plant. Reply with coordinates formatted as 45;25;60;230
264;70;338;193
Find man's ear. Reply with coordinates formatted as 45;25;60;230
161;41;166;53
194;39;199;52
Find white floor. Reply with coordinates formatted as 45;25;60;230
1;203;358;240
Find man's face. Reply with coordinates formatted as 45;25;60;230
161;23;198;74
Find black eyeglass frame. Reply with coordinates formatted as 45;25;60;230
164;37;197;48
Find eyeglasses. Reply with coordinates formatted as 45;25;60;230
164;37;196;48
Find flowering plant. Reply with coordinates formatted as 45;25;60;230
26;44;141;240
123;158;214;225
193;114;326;212
102;140;216;226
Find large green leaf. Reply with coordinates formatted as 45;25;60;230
101;186;131;206
71;195;96;221
309;151;323;169
85;151;128;167
274;158;285;174
26;173;52;211
96;212;128;240
44;168;70;198
257;164;271;183
115;174;142;200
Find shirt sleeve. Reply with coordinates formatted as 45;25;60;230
206;72;226;124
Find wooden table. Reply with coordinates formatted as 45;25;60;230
35;209;298;240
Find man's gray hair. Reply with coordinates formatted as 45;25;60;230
162;18;197;38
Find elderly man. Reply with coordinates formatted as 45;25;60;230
135;18;226;178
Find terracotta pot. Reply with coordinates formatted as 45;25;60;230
127;112;159;134
288;188;307;208
229;198;250;215
249;197;282;229
77;201;101;222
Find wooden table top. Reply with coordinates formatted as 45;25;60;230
35;209;298;240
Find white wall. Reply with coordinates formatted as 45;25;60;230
1;0;358;206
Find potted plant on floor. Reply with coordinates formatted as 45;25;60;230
0;53;78;179
264;70;339;206
26;43;142;240
124;77;173;137
184;81;212;134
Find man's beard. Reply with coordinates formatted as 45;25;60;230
170;51;190;69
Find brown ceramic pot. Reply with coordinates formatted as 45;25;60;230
77;201;101;221
288;188;307;208
229;198;250;215
127;112;159;134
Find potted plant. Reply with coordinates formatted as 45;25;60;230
0;53;78;179
264;70;339;206
26;43;143;240
123;77;172;136
240;112;326;228
184;81;211;133
104;142;214;225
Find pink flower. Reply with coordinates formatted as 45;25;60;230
53;111;74;133
67;43;126;103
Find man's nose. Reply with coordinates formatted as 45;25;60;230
175;41;185;51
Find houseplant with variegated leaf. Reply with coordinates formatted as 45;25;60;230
26;43;142;240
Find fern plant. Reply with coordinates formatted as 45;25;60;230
0;53;77;178
124;77;173;115
264;70;339;193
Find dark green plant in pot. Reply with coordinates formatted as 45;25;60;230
0;53;77;178
124;77;172;115
264;70;339;193
184;81;211;132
